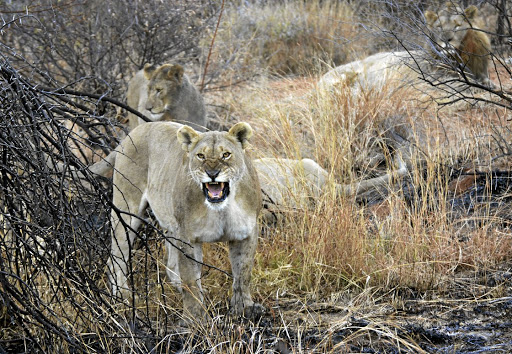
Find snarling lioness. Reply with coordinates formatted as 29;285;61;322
108;121;263;319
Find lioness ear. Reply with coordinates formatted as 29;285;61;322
167;64;184;84
424;10;437;25
143;63;156;80
177;125;200;152
228;122;253;150
464;5;477;19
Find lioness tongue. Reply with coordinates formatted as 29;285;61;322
207;182;224;198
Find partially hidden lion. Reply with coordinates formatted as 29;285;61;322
317;51;420;93
87;63;207;177
424;3;492;86
108;121;264;319
255;155;407;223
126;63;207;131
319;4;492;93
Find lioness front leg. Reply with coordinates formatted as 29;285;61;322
108;209;144;299
178;242;205;319
165;240;182;291
228;232;264;317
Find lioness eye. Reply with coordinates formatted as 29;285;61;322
222;152;231;159
197;153;205;160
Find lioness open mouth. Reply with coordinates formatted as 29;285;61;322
203;182;230;203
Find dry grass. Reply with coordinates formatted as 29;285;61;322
220;59;512;301
205;0;362;81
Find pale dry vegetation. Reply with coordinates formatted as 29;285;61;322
1;0;512;352
220;66;512;293
206;0;360;77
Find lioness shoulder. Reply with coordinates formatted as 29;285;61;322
126;63;207;131
108;121;263;320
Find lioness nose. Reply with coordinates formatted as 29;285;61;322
206;169;220;180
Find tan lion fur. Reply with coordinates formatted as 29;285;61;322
108;121;263;319
255;155;407;223
126;63;207;131
85;132;407;222
88;63;208;177
424;3;492;85
317;51;422;93
319;4;492;93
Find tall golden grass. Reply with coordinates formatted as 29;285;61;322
222;66;512;302
206;0;362;79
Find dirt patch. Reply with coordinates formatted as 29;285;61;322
139;269;511;353
263;280;512;352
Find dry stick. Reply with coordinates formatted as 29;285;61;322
200;0;224;93
37;85;152;122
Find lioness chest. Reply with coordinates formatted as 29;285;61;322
184;199;257;243
146;185;256;244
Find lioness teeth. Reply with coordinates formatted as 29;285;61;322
206;182;225;199
208;190;223;198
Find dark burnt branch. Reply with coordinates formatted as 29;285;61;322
39;86;152;123
0;58;137;351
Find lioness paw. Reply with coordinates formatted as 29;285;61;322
231;301;266;319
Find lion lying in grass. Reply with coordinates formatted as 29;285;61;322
108;121;264;319
319;3;492;92
255;155;407;223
